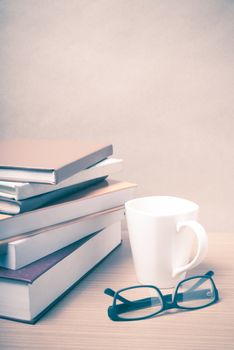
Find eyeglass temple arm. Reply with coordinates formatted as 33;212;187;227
104;288;132;304
205;271;214;277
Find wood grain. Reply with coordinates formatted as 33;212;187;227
0;231;233;350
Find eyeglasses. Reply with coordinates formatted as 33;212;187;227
104;271;219;321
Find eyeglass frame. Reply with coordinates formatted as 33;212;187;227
104;271;219;321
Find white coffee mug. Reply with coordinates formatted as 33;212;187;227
125;196;208;288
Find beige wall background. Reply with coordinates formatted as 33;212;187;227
0;0;233;231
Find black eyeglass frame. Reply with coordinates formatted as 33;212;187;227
105;271;219;321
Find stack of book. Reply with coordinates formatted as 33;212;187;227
0;139;136;323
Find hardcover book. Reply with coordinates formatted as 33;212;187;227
0;223;121;323
0;139;113;184
0;178;105;214
0;206;124;269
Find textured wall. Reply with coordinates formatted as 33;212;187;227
0;0;234;231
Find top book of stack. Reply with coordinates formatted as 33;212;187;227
0;139;112;184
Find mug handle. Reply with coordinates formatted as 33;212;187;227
172;220;208;278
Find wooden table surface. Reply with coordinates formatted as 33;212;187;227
0;231;233;350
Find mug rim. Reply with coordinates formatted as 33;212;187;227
125;196;199;217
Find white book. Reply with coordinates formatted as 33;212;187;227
0;206;124;270
0;180;137;241
0;222;121;323
0;158;123;200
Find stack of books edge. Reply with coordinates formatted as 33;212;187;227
0;139;137;323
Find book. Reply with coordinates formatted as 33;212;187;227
0;177;105;214
0;158;123;200
0;222;121;323
0;139;113;184
0;206;124;269
0;180;136;241
0;177;109;215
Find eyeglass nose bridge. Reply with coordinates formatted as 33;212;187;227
163;299;177;310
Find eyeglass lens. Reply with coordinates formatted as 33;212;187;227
176;276;216;308
116;286;163;319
